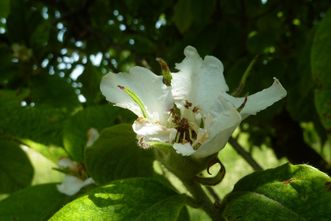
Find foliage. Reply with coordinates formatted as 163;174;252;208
221;164;331;221
0;0;330;220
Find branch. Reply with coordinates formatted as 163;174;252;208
183;181;224;221
228;136;263;171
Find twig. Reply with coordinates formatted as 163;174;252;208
183;181;224;221
229;136;263;171
205;186;221;205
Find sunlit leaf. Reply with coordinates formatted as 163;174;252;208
50;178;187;221
221;164;331;221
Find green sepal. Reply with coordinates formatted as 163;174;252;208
195;159;226;186
156;57;172;86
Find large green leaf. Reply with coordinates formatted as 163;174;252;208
63;105;135;161
311;9;331;136
0;184;69;221
221;164;331;221
0;140;33;193
85;124;154;184
0;106;66;147
50;178;187;221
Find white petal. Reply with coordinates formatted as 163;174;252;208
100;66;173;122
172;46;228;112
173;143;196;156
132;118;176;146
57;175;95;196
223;78;287;119
58;158;77;170
193;106;241;158
86;128;100;148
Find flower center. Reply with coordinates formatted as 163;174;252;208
169;101;206;149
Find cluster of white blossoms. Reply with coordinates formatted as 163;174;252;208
100;46;287;158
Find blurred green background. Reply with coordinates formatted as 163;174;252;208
0;0;331;219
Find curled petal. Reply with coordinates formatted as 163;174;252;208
193;103;242;158
133;118;177;147
57;175;95;196
173;143;196;156
100;66;173;122
223;78;287;119
172;46;229;112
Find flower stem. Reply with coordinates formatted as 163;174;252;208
183;180;223;221
229;136;263;171
205;186;221;205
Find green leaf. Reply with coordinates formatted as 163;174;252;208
0;140;33;193
50;178;187;221
0;184;69;221
30;21;51;49
287;31;315;122
173;0;193;33
221;164;331;221
0;106;66;147
30;74;81;112
63;105;135;161
0;89;28;108
85;124;154;184
311;9;331;136
0;0;10;18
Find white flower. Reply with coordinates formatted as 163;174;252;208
56;158;95;196
86;128;100;148
100;46;287;158
57;176;95;196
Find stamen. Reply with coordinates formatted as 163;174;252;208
189;129;193;141
175;131;180;143
118;85;148;118
184;100;192;109
170;104;181;124
182;131;186;143
192;106;200;113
